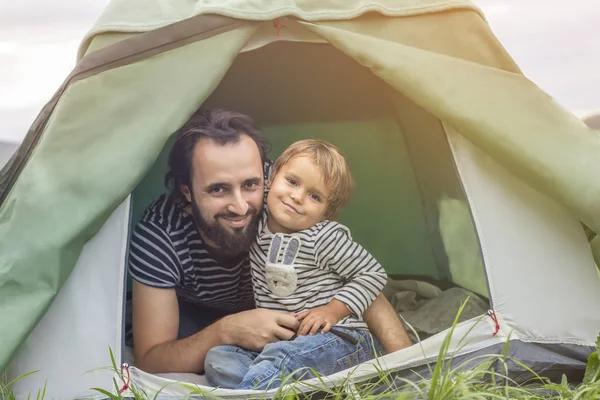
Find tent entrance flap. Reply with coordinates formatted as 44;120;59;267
131;41;488;294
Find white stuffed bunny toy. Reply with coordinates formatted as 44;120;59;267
265;234;301;297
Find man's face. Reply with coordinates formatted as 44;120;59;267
182;135;264;257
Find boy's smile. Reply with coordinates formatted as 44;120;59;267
282;202;299;214
266;155;330;233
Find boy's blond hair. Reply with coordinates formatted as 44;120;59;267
271;139;354;220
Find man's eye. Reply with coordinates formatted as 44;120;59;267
211;187;225;194
245;181;259;189
310;193;321;202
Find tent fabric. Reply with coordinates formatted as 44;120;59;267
1;1;599;397
7;199;131;399
593;237;600;268
78;0;484;58
299;19;600;234
446;129;600;344
125;316;502;398
377;341;594;391
126;338;594;398
0;25;259;372
0;14;246;203
391;93;486;295
583;114;600;267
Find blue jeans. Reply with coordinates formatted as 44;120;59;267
204;328;383;390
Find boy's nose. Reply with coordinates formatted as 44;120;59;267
290;191;303;204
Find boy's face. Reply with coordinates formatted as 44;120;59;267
266;155;330;233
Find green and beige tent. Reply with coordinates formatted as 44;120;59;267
2;0;600;398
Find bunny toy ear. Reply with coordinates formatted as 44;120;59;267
267;234;284;264
282;236;301;265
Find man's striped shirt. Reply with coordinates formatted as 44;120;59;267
249;213;388;328
128;193;254;311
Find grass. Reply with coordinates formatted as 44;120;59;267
3;304;600;399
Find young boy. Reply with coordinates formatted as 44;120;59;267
204;139;388;390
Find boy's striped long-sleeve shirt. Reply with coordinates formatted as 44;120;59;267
249;212;388;328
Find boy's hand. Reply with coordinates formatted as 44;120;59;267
296;299;350;336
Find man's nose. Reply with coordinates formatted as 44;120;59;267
228;190;249;215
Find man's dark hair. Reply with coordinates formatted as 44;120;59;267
165;108;270;203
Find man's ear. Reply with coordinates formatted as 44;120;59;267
180;185;193;203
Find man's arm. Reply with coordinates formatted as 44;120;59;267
132;281;299;374
363;293;412;353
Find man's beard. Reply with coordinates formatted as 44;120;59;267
189;194;260;259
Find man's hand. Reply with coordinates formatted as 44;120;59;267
219;308;299;351
296;299;350;335
133;281;299;374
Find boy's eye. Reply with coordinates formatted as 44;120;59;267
286;178;297;186
310;193;321;202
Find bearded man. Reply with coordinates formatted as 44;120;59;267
129;108;411;374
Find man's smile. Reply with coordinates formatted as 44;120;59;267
220;213;251;228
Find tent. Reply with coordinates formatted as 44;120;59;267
584;113;600;267
2;0;600;398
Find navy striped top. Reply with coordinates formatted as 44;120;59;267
128;193;255;312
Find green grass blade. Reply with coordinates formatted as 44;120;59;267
91;387;120;399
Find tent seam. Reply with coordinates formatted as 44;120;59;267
80;1;486;57
441;124;496;309
191;2;483;20
514;337;595;347
116;197;132;367
73;19;248;84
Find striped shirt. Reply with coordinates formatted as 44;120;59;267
128;193;255;312
249;212;388;328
